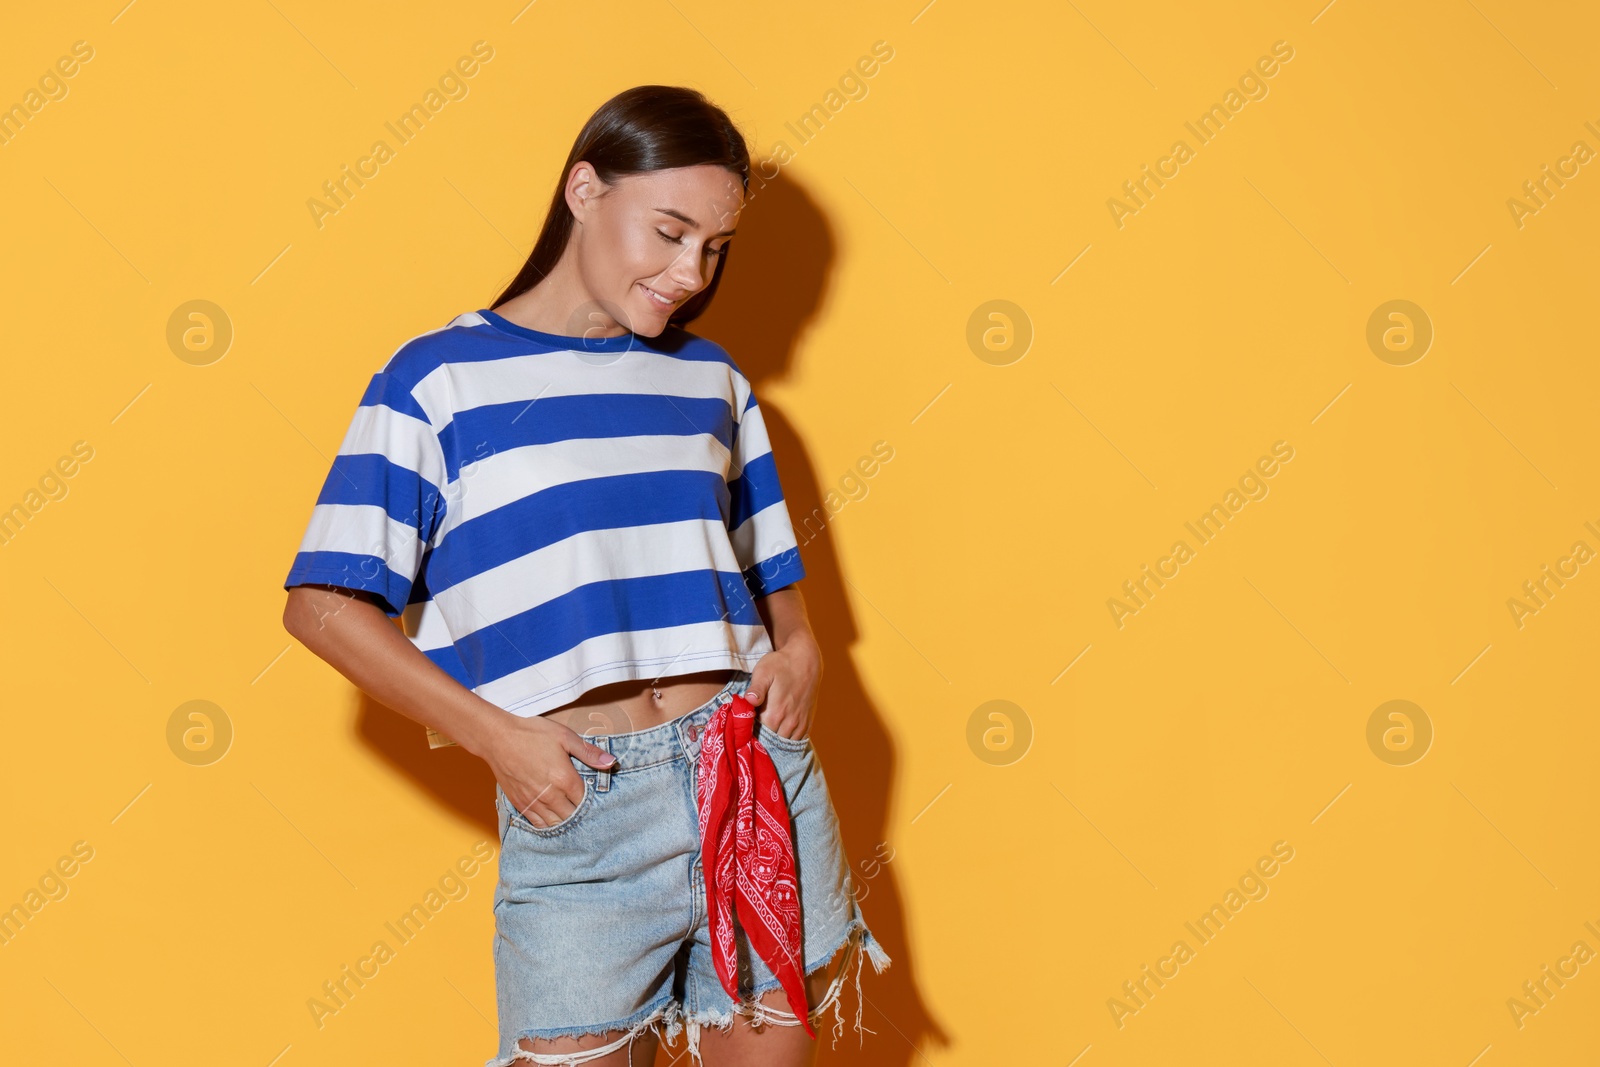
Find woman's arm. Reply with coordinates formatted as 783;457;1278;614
755;585;818;657
282;584;513;758
281;584;618;827
748;584;823;738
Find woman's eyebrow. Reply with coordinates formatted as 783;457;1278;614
654;206;737;237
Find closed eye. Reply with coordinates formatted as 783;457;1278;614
657;229;728;257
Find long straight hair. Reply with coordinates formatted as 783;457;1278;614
491;85;751;330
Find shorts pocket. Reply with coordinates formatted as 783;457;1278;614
498;779;593;838
758;721;813;754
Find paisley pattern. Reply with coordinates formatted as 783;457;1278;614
695;692;813;1038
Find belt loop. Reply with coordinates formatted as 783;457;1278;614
594;734;613;792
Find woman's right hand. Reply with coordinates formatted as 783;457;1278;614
489;713;619;829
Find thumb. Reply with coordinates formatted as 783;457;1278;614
571;736;618;769
742;681;765;707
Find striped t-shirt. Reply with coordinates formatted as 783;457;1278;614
282;308;807;718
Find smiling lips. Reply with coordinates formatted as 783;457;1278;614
639;283;685;309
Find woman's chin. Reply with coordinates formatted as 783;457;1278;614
626;304;674;336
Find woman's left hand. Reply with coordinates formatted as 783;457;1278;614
745;641;822;741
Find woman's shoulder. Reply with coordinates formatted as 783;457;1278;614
372;313;487;389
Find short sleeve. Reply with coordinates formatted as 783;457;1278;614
283;371;450;618
726;383;807;598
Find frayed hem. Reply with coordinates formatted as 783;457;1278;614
487;997;673;1067
746;919;893;1051
488;926;894;1067
664;920;894;1066
659;1000;732;1065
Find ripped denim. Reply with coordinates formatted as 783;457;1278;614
486;672;892;1067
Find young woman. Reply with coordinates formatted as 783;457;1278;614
280;85;889;1067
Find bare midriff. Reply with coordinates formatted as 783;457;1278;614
540;669;740;736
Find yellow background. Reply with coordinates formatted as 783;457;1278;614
3;0;1598;1063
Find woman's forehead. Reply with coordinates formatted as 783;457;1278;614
621;166;745;224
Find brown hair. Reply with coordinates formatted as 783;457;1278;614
491;85;751;329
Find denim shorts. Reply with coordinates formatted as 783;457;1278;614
486;671;891;1067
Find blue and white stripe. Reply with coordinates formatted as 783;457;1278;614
284;309;806;717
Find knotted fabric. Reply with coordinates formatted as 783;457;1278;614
695;691;814;1037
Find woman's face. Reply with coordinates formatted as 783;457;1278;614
567;162;744;336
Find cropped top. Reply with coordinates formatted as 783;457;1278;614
282;308;807;717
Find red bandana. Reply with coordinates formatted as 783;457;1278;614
695;692;814;1037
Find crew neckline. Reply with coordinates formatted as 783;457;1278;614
477;308;642;352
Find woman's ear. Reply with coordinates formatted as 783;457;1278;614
564;161;605;223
